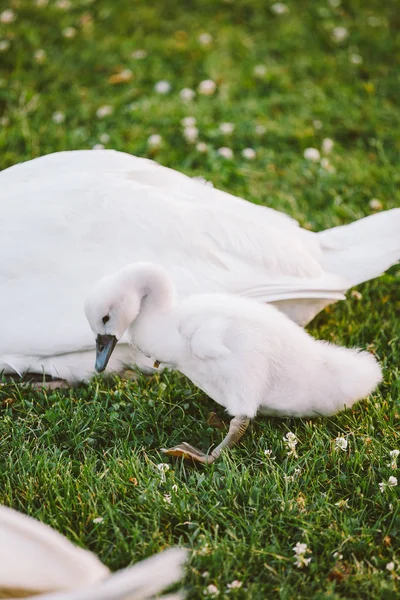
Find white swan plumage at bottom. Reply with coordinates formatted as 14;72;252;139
0;505;186;600
1;150;398;382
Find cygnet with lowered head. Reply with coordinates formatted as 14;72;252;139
85;262;382;464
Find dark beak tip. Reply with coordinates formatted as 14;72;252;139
95;334;118;372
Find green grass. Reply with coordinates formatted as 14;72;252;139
1;0;400;597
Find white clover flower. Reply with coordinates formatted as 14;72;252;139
217;147;233;159
253;64;268;77
96;105;113;118
369;198;382;211
332;27;349;42
202;571;209;578
313;119;323;130
293;542;312;568
183;125;199;143
92;143;105;150
196;142;209;153
304;147;321;162
227;580;243;589
157;463;170;473
0;40;10;52
389;449;400;470
199;32;213;45
132;49;147;59
93;516;104;524
264;449;273;457
379;476;398;492
350;53;363;65
284;432;298;457
271;3;289;15
333;552;343;560
255;124;266;135
52;111;65;124
219;122;235;135
389;449;399;458
241;148;256;160
198;79;217;96
322;138;334;154
55;0;71;9
204;584;219;597
163;493;172;504
181;116;196;127
62;27;76;38
99;133;110;144
335;436;348;451
386;561;395;572
154;80;171;94
34;49;46;63
180;87;196;101
0;9;15;23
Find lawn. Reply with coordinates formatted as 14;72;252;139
0;0;400;598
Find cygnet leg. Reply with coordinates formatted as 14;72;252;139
161;415;250;465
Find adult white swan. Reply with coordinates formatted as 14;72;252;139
1;150;399;382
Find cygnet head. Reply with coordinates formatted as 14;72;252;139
85;262;175;373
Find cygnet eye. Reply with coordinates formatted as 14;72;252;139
102;315;110;325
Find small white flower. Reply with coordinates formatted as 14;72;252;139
332;27;349;43
181;116;196;127
154;80;171;94
350;53;363;65
93;516;104;524
255;124;266;135
99;133;110;144
199;32;213;45
253;64;268;77
333;552;343;559
313;119;323;130
271;3;289;15
52;111;65;124
132;49;147;59
294;542;308;555
96;105;113;118
172;484;178;492
335;437;348;451
241;148;256;160
284;432;298;457
157;463;170;473
183;125;199;143
34;49;46;63
180;87;196;101
202;571;209;578
196;142;208;153
62;27;76;39
219;122;235;135
227;580;242;589
293;542;312;568
369;198;382;211
380;476;398;492
217;147;233;159
322;138;334;154
198;79;217;96
0;40;10;52
264;449;273;457
92;143;105;150
351;290;362;300
204;584;219;597
389;450;399;459
386;561;395;572
55;0;71;9
163;493;172;504
304;147;321;162
0;9;15;24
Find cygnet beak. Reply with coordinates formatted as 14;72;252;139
95;334;118;372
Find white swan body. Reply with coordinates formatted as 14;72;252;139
0;505;186;600
85;263;382;421
1;150;399;382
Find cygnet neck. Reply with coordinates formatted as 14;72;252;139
122;262;176;315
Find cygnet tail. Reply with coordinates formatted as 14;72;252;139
321;344;382;415
318;208;400;287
